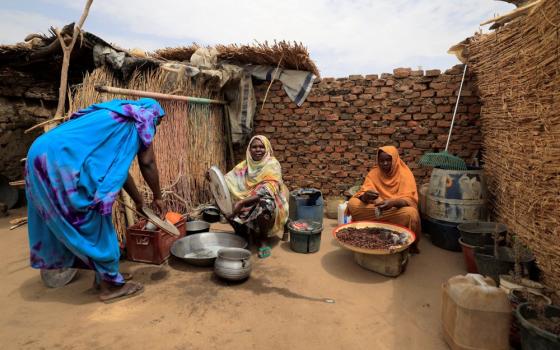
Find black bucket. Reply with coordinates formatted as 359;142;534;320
473;246;535;284
457;221;507;247
516;303;560;350
422;216;461;252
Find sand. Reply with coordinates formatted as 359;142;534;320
0;208;464;349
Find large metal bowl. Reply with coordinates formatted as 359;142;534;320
170;232;248;267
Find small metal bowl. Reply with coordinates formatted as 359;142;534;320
186;220;210;235
170;232;248;267
202;207;221;223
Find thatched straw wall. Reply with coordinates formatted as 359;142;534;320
467;0;560;288
70;67;227;239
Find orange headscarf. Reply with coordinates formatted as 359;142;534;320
355;146;418;207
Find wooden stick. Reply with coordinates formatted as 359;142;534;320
115;199;149;220
223;106;235;169
9;217;28;230
480;0;541;25
9;217;27;225
115;199;179;236
10;222;28;230
9;180;25;187
95;85;228;105
47;0;94;132
261;53;284;112
121;191;136;227
25;116;65;134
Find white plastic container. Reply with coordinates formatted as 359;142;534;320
337;202;352;225
442;273;511;350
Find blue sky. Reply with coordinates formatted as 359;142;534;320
0;0;514;77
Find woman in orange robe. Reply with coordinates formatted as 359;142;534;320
347;145;421;253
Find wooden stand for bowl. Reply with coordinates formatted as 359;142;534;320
353;249;409;277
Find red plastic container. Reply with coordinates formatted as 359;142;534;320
125;219;186;264
458;237;479;273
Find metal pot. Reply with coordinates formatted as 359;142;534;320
214;248;252;281
186;220;210;235
202;207;221;223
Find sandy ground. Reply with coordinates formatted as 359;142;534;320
0;207;464;350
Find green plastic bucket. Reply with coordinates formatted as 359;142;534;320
288;220;323;254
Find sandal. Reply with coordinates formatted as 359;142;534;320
93;272;133;291
100;281;144;304
258;246;271;259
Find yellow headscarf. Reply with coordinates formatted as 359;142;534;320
225;135;289;236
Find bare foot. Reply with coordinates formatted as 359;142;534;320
99;281;144;303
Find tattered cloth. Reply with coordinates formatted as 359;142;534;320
92;45;316;145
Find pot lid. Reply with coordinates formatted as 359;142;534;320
208;166;233;215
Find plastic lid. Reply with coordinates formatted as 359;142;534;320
288;220;323;235
445;274;511;312
291;188;322;196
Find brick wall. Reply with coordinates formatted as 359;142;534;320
246;64;481;196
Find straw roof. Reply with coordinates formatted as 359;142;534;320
0;25;111;73
1;27;319;77
155;41;320;77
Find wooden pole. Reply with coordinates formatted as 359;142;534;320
480;0;541;26
25;116;65;134
94;85;228;105
46;0;94;132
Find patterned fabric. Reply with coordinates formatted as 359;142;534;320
25;98;165;285
225;135;289;237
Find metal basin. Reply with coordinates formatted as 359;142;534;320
170;232;248;267
186;220;210;235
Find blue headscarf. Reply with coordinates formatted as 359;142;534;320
25;98;165;284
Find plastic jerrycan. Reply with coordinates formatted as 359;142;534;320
442;273;511;350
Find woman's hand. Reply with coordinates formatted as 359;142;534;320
360;190;379;204
376;199;407;211
233;201;244;215
135;199;145;213
227;200;244;220
152;198;166;216
376;199;395;211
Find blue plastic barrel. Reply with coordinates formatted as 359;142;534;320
288;188;323;224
